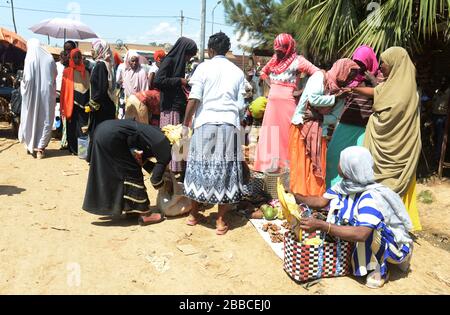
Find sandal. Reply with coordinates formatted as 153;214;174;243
138;213;165;226
186;214;206;226
365;270;389;289
216;224;229;236
127;209;152;215
36;150;45;160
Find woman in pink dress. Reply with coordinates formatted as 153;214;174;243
253;33;319;172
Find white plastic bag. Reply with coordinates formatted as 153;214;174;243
156;172;193;217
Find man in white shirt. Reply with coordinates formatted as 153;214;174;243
182;32;247;236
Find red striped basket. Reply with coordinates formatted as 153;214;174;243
283;230;353;283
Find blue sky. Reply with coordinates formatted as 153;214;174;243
0;0;253;53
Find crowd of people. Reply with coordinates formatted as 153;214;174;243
16;29;449;289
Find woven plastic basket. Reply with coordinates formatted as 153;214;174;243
264;168;289;200
263;158;290;200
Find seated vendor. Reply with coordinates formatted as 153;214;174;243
295;146;413;289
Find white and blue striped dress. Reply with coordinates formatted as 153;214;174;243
324;189;411;279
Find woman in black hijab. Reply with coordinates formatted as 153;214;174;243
154;37;198;176
82;119;172;224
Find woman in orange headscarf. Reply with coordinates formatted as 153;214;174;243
60;48;90;155
149;49;166;90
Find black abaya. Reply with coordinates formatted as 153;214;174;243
82;119;171;217
67;90;90;155
89;61;116;133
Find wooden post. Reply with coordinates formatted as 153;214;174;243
180;10;184;37
10;0;17;33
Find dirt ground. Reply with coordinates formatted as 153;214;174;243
0;122;449;295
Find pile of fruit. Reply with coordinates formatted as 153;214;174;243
281;221;291;230
259;200;284;221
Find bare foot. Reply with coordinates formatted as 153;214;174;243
250;209;264;219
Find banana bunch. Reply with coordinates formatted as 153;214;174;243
277;178;304;242
162;124;192;145
304;237;323;246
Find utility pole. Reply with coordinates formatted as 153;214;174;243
199;0;206;62
212;1;222;36
180;10;184;37
10;0;17;33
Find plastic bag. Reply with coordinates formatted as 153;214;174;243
156;172;193;217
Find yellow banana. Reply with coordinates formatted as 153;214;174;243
277;178;303;242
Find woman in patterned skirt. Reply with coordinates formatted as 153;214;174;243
183;32;246;236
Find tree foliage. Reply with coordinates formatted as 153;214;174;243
223;0;309;52
288;0;449;62
225;0;449;63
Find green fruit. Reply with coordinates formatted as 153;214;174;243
263;206;277;221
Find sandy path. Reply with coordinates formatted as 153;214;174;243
0;123;449;294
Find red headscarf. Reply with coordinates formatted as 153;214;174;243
325;58;360;94
68;48;86;79
153;50;166;63
136;90;161;126
61;48;87;120
262;33;298;76
114;52;123;66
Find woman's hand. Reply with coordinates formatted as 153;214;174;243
335;88;351;99
364;71;377;85
293;89;303;98
303;109;315;122
181;78;189;86
299;214;327;233
133;150;144;167
181;125;190;139
303;109;323;123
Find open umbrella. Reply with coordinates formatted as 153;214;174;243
29;18;98;42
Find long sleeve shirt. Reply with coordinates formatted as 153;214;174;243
154;57;186;114
292;71;344;136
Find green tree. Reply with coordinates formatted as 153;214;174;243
223;0;310;52
287;0;449;63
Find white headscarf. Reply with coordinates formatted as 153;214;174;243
332;146;413;246
124;50;148;70
339;146;376;190
91;39;115;100
19;38;56;152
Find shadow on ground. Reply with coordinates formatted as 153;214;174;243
0;185;26;196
